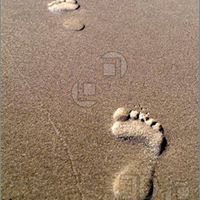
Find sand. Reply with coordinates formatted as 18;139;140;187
2;0;199;199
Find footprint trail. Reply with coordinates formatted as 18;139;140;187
111;107;167;200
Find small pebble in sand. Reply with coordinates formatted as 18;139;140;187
63;18;85;31
48;0;79;13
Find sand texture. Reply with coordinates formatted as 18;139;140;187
2;0;198;199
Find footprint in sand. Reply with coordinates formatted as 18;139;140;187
63;17;85;31
48;0;86;31
62;9;93;31
111;107;167;200
48;0;79;13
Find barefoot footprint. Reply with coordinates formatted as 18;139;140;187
111;107;167;200
48;0;85;31
48;0;79;13
113;161;155;200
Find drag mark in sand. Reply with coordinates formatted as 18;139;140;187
48;112;84;200
5;64;83;198
111;107;167;200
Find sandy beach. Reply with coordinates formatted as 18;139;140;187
2;0;199;199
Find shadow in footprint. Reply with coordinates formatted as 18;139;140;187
159;136;168;155
117;134;168;157
144;179;154;200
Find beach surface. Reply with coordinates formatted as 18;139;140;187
2;0;199;199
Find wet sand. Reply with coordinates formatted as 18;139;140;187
2;0;199;199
